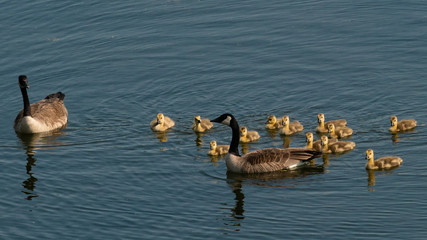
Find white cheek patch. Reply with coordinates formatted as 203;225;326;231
222;116;232;125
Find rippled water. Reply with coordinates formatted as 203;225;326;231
1;1;427;239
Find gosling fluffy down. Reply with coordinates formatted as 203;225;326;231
150;113;175;132
389;116;416;133
365;149;403;170
208;140;230;156
328;123;353;139
265;115;282;130
320;135;355;154
240;126;260;143
316;113;347;133
192;115;213;133
305;132;337;151
280;115;304;136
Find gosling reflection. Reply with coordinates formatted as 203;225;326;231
367;169;376;191
195;132;207;147
391;133;399;144
152;131;168;142
16;131;65;200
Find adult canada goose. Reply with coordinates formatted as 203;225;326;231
365;149;403;170
240;126;260;143
280;115;304;135
320;135;355;154
14;75;68;134
327;123;353;139
192;115;213;133
265;115;282;130
305;132;337;151
316;113;347;133
389;116;416;133
211;113;321;173
208;140;229;156
150;113;175;132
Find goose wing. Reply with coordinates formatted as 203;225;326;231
242;148;320;172
14;95;67;129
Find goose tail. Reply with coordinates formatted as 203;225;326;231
290;148;322;162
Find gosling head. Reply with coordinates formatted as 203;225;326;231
317;113;325;124
194;115;201;124
210;140;217;150
18;75;29;89
281;115;290;126
266;115;277;124
327;123;335;133
365;149;374;161
320;135;329;146
240;126;248;137
156;113;165;124
305;132;314;143
390;116;398;127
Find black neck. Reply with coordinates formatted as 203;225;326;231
229;118;240;156
20;87;31;117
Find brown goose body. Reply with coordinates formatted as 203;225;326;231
211;113;321;174
14;76;68;134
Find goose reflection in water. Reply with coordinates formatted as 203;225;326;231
16;131;65;200
224;166;326;231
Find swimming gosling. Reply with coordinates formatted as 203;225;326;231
280;115;304;136
150;113;175;132
316;113;347;133
240;126;260;143
365;149;403;170
389;116;416;133
192;115;213;133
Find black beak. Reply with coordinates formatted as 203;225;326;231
210;117;221;123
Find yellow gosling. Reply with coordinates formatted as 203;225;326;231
192;115;213;133
240;126;260;143
328;123;353;138
280;115;304;136
320;135;355;154
150;113;175;132
389;116;417;133
265;115;282;129
316;113;347;133
306;132;337;151
365;149;403;170
208;140;230;156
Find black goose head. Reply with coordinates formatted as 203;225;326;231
19;75;29;89
211;113;235;126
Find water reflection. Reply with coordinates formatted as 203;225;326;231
152;131;168;142
391;133;399;144
224;165;326;231
16;131;65;200
194;132;207;147
367;169;376;192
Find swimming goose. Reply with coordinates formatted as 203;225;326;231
280;115;304;135
14;75;68;134
192;115;213;133
327;123;353;139
305;132;337;151
316;113;347;133
208;140;230;156
150;113;175;132
240;126;260;143
365;149;403;170
320;135;355;154
211;113;321;173
265;115;282;130
389;116;416;133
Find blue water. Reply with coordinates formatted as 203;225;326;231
1;1;427;239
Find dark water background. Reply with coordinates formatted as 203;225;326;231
1;1;427;239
